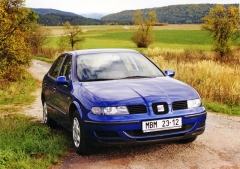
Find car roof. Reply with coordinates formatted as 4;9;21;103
65;48;140;56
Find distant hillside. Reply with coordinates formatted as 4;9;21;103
37;13;104;26
30;4;239;26
101;4;239;24
30;8;104;26
30;8;79;16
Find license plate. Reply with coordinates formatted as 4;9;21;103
142;117;182;133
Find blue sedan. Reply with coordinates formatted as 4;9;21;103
41;49;207;155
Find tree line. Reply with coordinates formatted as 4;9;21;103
33;4;239;26
101;4;239;24
37;13;104;26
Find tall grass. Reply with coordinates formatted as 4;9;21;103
144;47;240;114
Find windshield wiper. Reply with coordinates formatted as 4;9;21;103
81;78;114;82
120;76;155;79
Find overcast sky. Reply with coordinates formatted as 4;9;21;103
25;0;239;14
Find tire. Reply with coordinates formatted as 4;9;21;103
43;102;58;128
178;136;197;144
72;110;89;155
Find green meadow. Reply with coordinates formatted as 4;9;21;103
45;25;219;50
45;25;239;50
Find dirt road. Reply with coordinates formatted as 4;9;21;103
27;59;240;169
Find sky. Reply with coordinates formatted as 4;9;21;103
25;0;239;14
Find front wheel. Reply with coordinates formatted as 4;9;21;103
72;110;89;155
43;102;57;128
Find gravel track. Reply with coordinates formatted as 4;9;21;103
26;59;240;169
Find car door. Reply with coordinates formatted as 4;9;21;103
44;54;66;121
52;54;73;128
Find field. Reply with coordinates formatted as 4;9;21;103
44;25;239;51
45;25;213;50
41;24;240;115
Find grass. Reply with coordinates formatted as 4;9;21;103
0;71;72;169
0;72;37;113
45;25;240;51
203;100;240;116
0;114;71;169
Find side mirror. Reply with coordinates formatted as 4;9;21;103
56;76;68;84
165;70;175;77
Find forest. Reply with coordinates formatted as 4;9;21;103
37;13;103;26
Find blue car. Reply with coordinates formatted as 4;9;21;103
41;49;207;155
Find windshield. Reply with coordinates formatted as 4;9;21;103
76;52;164;81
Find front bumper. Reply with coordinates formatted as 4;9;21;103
83;111;207;146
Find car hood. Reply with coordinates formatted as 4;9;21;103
80;77;200;107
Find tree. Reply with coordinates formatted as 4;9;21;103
59;21;85;50
0;0;38;81
26;23;51;54
131;10;157;48
201;5;239;57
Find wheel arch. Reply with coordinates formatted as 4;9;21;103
69;101;83;120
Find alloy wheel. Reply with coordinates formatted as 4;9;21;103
73;117;81;148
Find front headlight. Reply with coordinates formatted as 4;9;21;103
187;99;202;109
91;106;129;115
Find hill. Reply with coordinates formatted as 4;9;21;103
30;4;239;26
30;8;79;16
31;8;104;26
101;4;239;24
37;13;103;26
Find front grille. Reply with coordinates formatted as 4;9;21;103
172;100;188;110
127;105;147;114
125;124;193;137
152;102;169;115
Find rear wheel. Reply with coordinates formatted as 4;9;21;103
72;110;89;155
43;102;57;128
178;136;197;144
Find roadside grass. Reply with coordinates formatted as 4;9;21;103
0;71;37;114
0;71;72;169
203;100;240;116
0;114;72;169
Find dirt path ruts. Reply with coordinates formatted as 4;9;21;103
26;59;240;169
